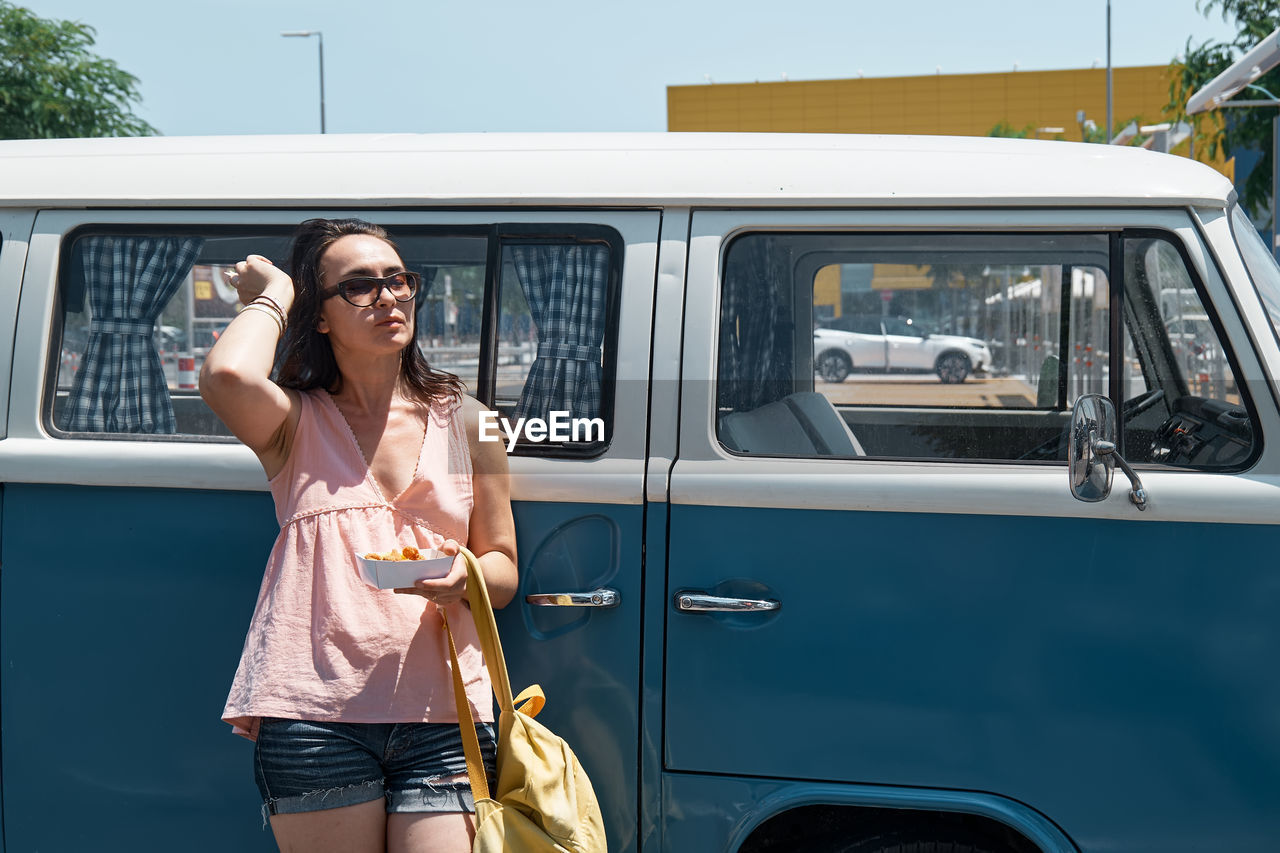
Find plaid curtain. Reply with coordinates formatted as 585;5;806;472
509;245;609;422
718;236;794;412
66;235;204;433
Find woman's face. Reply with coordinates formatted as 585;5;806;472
315;234;415;355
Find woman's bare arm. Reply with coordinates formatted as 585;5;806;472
198;255;301;478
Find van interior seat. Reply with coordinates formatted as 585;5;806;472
719;391;866;457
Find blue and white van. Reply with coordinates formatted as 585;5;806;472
0;133;1277;852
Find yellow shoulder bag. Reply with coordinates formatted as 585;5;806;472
441;547;608;853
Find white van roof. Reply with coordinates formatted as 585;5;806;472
0;132;1234;209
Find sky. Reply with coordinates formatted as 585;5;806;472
21;0;1246;137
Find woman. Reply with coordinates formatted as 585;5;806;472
200;218;517;853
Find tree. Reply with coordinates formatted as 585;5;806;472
0;2;155;139
988;118;1143;144
988;121;1038;139
1166;0;1280;219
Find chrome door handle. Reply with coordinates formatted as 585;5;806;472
675;591;780;612
525;588;620;608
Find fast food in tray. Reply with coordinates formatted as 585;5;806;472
355;545;453;589
362;545;422;562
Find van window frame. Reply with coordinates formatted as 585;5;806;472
44;220;624;460
46;222;301;444
1226;202;1280;359
713;225;1263;471
1119;227;1263;471
484;223;625;459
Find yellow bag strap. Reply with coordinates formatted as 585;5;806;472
442;608;491;803
513;684;546;718
439;546;521;807
458;546;515;711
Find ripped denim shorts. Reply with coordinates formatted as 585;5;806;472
253;717;497;818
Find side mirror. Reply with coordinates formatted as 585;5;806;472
1068;393;1148;511
1068;394;1115;502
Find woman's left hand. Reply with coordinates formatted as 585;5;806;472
394;539;467;605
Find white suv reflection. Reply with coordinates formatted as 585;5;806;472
814;315;991;384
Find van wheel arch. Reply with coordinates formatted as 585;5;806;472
737;805;1046;853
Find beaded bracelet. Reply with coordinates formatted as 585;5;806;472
248;294;289;330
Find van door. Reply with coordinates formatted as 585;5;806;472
488;214;659;853
662;209;1280;852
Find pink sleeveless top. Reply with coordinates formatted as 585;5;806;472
222;390;492;740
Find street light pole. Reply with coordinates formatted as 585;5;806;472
281;30;326;133
1106;0;1113;143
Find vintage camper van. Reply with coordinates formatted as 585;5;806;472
0;133;1277;852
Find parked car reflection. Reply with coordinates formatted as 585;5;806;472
814;314;991;383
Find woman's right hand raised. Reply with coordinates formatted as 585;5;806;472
224;255;294;305
202;253;301;476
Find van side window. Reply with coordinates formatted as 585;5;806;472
54;231;291;437
1118;235;1253;469
491;238;615;454
51;225;617;454
401;233;489;392
717;231;1257;469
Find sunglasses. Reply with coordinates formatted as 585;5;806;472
325;271;420;307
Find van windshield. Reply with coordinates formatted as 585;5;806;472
1231;205;1280;339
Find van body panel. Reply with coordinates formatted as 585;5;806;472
662;505;1280;852
0;211;34;439
0;437;650;501
668;458;1280;519
498;500;644;853
0;134;1232;209
0;483;274;851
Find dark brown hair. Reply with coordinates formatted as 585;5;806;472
274;218;463;403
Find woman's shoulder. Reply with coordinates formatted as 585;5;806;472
432;392;475;433
454;393;487;418
424;389;476;418
454;394;510;475
284;387;324;423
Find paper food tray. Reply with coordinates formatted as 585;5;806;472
355;550;453;590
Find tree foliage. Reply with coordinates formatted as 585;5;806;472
0;2;155;139
988;121;1038;139
988;117;1143;144
1166;0;1280;219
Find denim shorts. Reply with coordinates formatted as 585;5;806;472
253;717;497;818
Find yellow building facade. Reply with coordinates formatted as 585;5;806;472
669;65;1232;325
668;65;1206;160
